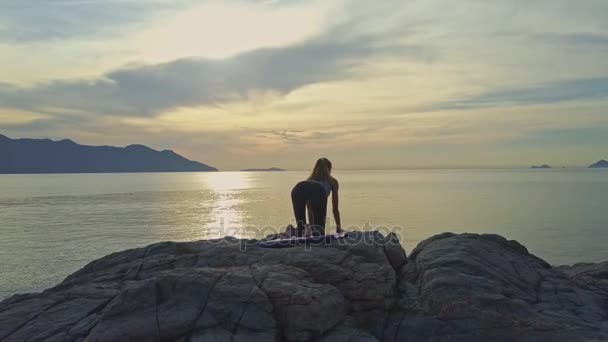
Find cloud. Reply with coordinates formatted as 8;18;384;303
530;33;608;48
2;0;608;170
0;0;170;43
0;24;418;117
437;78;608;110
256;130;304;142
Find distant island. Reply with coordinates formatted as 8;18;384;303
240;167;286;172
531;164;552;169
589;160;608;168
0;134;217;174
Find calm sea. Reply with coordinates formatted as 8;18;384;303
1;169;607;299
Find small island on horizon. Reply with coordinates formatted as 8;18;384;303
589;160;608;168
0;134;217;174
531;164;552;169
240;167;286;172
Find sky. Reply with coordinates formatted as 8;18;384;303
0;0;607;170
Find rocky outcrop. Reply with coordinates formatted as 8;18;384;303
1;232;607;341
390;233;608;341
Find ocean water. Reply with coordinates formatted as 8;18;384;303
1;169;607;299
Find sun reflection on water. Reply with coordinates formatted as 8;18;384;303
198;172;252;239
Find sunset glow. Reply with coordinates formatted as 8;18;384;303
1;0;607;169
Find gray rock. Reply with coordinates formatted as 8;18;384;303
383;232;408;273
392;233;608;341
1;231;607;341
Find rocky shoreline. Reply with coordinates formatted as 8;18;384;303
1;231;607;341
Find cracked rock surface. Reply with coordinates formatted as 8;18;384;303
1;231;607;341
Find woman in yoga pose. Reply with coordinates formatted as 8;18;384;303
290;158;342;236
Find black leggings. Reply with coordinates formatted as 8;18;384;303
291;180;328;235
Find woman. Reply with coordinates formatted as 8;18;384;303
290;158;342;236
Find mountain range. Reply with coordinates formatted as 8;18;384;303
0;134;217;174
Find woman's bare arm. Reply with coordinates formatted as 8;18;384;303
331;179;342;232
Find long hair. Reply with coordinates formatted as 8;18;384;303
308;158;332;182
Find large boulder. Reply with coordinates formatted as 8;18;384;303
1;231;608;341
0;232;398;342
388;233;608;341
